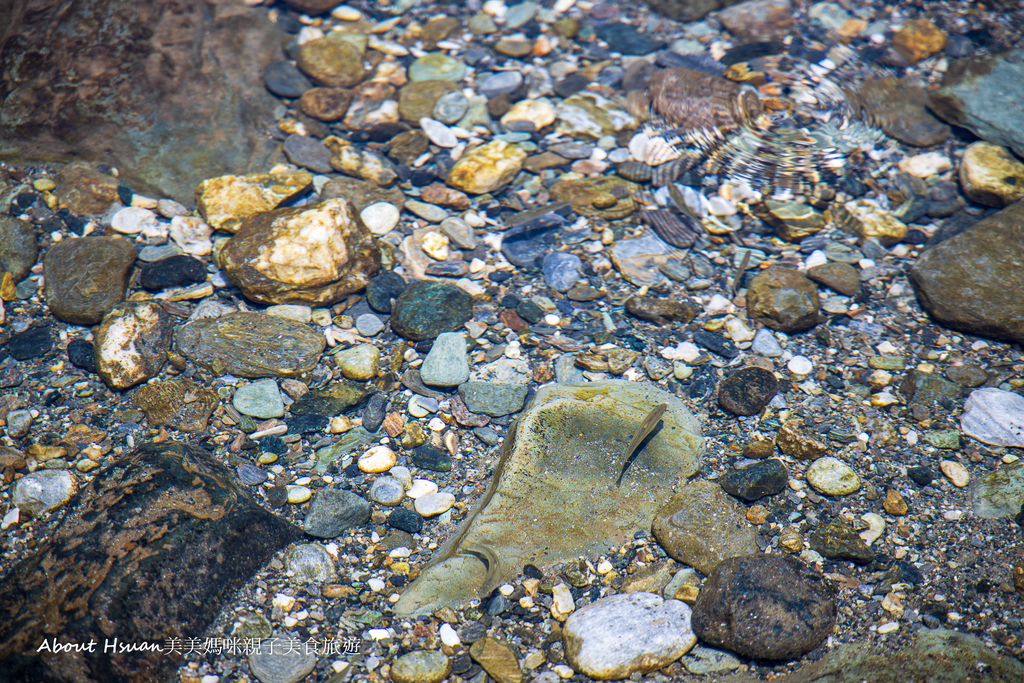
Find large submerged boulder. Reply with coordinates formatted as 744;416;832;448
394;380;704;615
0;0;284;204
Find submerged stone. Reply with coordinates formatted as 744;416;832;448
0;442;302;683
394;380;704;615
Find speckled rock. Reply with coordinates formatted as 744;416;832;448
807;262;861;297
420;332;470;386
0;216;37;284
959;142;1024;208
833;199;908;246
296;32;365;88
221;198;380;306
652;479;759;576
195;171;313;233
746;267;821;333
53;162;120;215
809;519;874;564
302;488;371;538
717;366;778;416
564;592;697;679
909;200;1024;345
299;87;353;122
806;457;861;496
284;543;335;583
446;140;526;195
391;650;452;683
692;554;836;660
135;378;219;432
12;470;77;518
175;312;325;378
459;382;529;417
44;236;136;325
399;80;459;124
408;53;467;83
390;280;474;340
94;301;172;390
324;136;399;187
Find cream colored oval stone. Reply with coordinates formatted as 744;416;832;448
414;491;455;516
407;479;439;499
421;231;450;260
286;485;312;504
859;512;885;546
500;98;557;130
551;582;576;620
940;460;970;487
898;152;952;178
446;140;527;195
359;445;397;473
806;456;861;495
360;202;401;235
334;343;380;381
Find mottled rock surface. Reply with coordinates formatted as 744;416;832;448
0;0;284;204
0;442;302;683
222;198;380;306
909;200;1024;345
746;267;821;333
94;301;173;390
692;554;836;660
44;236;137;325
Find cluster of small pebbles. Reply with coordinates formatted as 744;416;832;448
2;0;1024;682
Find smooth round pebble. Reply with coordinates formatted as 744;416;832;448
232;379;285;419
284;543;335;583
390;650;452;683
420;117;458;147
787;355;814;375
806;457;861;496
359;445;397;473
12;470;77;518
407;479;439;499
369;476;406;506
286;485;312;504
414;491;455;516
248;632;317;683
356;313;385;336
360;202;401;236
940;460;970;487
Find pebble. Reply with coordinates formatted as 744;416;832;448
93;301;171;390
775;421;829;460
959;141;1024;207
940;460;970;488
302;488;371;538
691;554;836;660
751;328;784;357
44;236;136;325
248;633;317;683
333;343;380;381
232;379;285;419
414;491;455;517
746;267;821;333
390;650;451;683
458;381;529;417
5;409;33;439
264;61;313;98
563;592;697;679
358;446;397;473
898;152;952;178
369;476;406;506
717;459;788;501
478;71;524;99
433;90;469;124
389;508;424;534
0;216;39;283
285;485;311;504
420;332;470;387
806;457;861;496
391;280;474;340
411;444;453;473
420;117;459;148
4;324;52;361
809;519;874;564
541;251;583;292
717;366;778;416
284;543;335;583
652;479;759;575
446;140;527;195
408;53;467;82
282;134;333;174
969;461;1024;519
12;470;77;518
787;355;814;376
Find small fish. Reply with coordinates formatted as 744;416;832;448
616;403;668;487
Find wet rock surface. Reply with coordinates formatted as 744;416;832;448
43;236;136;325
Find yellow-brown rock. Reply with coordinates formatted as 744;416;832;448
959;142;1024;207
221;198;380;306
324;136;399;187
893;18;946;63
195;172;313;233
446;140;526;194
54;162;120;215
833;199;908;247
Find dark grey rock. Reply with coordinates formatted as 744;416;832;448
718;459;788;501
692;554;836;660
44;236;136;325
478;71;524;99
5;324;52;361
302;488;371;538
362;393;387;433
0;216;37;283
388;508;424;533
283;134;333;174
390;280;473;341
138;255;207;290
366;270;408;313
718;366;778;416
265;60;314;98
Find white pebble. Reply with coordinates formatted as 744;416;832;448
943;509;964;521
415;491;455;516
360;202;400;236
704;293;732;315
331;5;361;20
439;622;461;646
544;313;561;325
407;479;438;499
420;117;458;147
286;485;311;504
427;417;447;431
804;250;828;269
787;355;814;375
358;446;397;473
806;457;861;496
706;195;738;216
111;206;160;234
859;513;885;546
367;577;386;592
898;152;952;178
877;621;899;634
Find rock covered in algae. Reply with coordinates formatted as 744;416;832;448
394;380;704;615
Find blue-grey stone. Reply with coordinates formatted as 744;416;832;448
473;426;501;446
420;332;470;386
232;379;285;419
283;135;333;174
555;354;587;384
264;61;312;98
355;313;385;336
302;488;371;538
433;90;469;124
504;1;538;29
751;328;784;357
459;381;529;417
369;476;406;506
479;71;524;99
284;543;335;583
542;251;583;292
